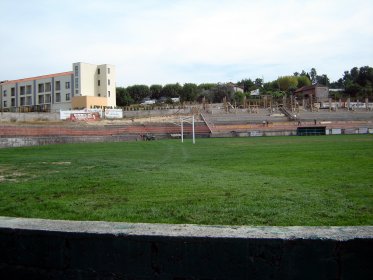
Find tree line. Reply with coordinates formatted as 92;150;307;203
116;66;373;106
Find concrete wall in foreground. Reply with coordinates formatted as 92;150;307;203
0;217;372;279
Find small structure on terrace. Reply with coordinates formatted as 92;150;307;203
294;84;329;102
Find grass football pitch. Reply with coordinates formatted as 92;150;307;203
0;135;372;226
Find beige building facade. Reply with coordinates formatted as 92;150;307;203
0;62;116;112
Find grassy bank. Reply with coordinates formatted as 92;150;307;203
0;135;372;226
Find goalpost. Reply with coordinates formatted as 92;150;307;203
180;115;195;144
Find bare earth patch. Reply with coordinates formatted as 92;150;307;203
0;169;26;183
42;162;71;165
0;165;36;183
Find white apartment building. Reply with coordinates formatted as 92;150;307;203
0;62;116;112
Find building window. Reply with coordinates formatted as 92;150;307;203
75;90;79;94
27;96;32;105
65;81;70;89
11;87;15;96
38;95;44;104
108;79;110;86
98;68;100;75
55;81;61;91
20;97;26;106
98;80;100;86
98;93;101;97
75;65;79;76
108;68;110;74
45;94;51;103
26;85;32;94
75;78;79;89
20;86;25;95
66;93;70;101
45;82;51;92
3;101;7;107
108;91;110;97
55;92;61;102
11;98;16;107
38;83;44;93
3;90;7;97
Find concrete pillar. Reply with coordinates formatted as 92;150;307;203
269;97;272;112
329;98;332;112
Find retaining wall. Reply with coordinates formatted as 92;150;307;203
0;217;372;279
122;108;191;118
1;129;371;148
210;128;373;138
211;130;298;138
0;109;191;122
0;112;59;122
0;135;139;148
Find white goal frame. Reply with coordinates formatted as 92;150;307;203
180;115;195;144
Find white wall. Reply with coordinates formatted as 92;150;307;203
74;62;97;97
74;62;116;107
98;64;116;107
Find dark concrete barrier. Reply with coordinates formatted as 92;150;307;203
0;136;139;148
0;217;372;279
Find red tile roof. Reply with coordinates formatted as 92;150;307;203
2;71;73;85
294;84;327;93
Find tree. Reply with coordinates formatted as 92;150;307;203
180;83;198;102
343;70;352;83
263;80;279;92
277;76;298;92
350;67;359;81
300;70;311;80
309;68;317;84
197;83;216;103
232;91;245;104
127;85;150;103
357;66;373;86
197;83;216;90
345;83;362;97
161;83;182;98
271;91;286;98
209;84;233;103
342;66;373;97
254;78;263;88
330;78;344;89
316;74;330;86
116;87;134;106
237;79;254;92
297;76;311;88
150;84;163;99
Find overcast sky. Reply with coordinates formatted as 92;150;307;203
1;0;372;86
